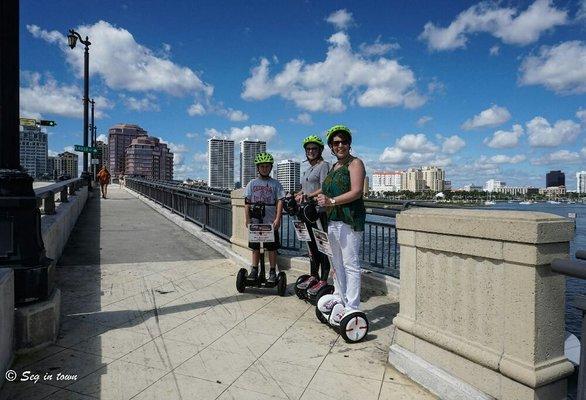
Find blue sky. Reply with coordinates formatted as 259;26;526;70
20;0;586;188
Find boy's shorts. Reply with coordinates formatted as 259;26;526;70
248;230;280;251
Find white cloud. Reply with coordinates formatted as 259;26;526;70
526;116;581;147
193;152;208;163
483;154;526;164
290;113;313;125
359;36;400;56
419;0;568;51
48;150;59;157
578;109;586;124
416;116;433;127
396;133;438;152
20;72;113;119
461;105;511;130
532;149;582;164
206;124;277;142
379;147;407;164
96;134;108;143
242;31;425;112
27;22;214;97
186;132;198;139
119;93;160;112
168;142;189;154
442;135;466;154
489;45;500;56
378;133;452;166
484;124;524;148
188;102;206;116
519;41;586;94
187;100;248;121
326;9;354;30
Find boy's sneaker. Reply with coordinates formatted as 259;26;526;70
297;276;318;290
267;269;277;283
306;280;327;296
329;304;345;326
248;266;259;281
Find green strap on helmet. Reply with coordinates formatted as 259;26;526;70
326;124;352;142
302;135;324;148
254;152;274;165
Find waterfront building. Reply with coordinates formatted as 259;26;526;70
494;186;539;196
56;151;79;178
276;160;300;193
95;140;108;169
19;123;47;179
402;168;425;192
125;136;173;180
540;186;566;197
46;156;57;180
372;171;402;193
484;179;506;192
208;137;235;189
422;166;445;192
577;171;586;194
108;124;148;178
240;139;266;187
461;184;483;192
546;170;565;188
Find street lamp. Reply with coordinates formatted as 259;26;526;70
67;29;92;190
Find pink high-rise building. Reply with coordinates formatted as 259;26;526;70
108;124;148;177
125;136;173;180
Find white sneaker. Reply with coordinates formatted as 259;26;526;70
329;303;345;326
318;294;342;313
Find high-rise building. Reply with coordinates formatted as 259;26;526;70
208;138;235;189
577;171;586;194
47;156;57;180
19;123;47;179
401;168;425;192
546;170;565;188
372;171;402;192
108;124;148;177
240;139;266;187
125;136;173;180
484;179;506;192
95;140;108;169
276;160;300;193
422;166;445;192
56;151;79;178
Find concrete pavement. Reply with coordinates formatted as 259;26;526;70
1;186;436;400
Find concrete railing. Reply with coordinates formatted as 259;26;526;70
390;208;574;400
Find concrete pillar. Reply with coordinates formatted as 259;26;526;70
390;208;574;400
230;189;252;261
0;269;14;391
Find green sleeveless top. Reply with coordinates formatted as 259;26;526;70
322;156;366;231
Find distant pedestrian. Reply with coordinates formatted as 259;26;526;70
97;167;111;199
119;175;125;188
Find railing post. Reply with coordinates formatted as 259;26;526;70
203;198;209;231
60;187;68;203
576;295;586;399
68;183;76;196
42;192;55;215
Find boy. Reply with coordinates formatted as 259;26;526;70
244;152;285;283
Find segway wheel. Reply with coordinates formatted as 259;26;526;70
277;272;287;297
340;312;369;343
315;306;328;324
236;268;248;293
294;274;310;299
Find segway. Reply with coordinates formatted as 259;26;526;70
236;203;287;296
316;294;369;343
283;196;334;304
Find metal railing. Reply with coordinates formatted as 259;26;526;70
552;251;586;399
126;178;232;240
34;178;85;214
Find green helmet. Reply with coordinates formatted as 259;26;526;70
302;135;324;148
326;124;352;144
254;152;274;165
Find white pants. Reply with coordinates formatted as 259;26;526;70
328;221;362;311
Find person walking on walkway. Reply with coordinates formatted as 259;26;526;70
97;166;111;199
317;124;366;324
244;152;285;283
294;135;331;295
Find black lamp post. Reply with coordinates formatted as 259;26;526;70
89;99;96;180
0;0;53;305
67;29;92;189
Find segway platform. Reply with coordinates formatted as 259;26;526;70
316;295;369;343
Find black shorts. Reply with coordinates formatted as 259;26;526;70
248;230;280;251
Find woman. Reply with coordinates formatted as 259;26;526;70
295;135;331;295
97;166;111;199
317;124;366;324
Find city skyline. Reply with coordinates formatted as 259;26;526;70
19;1;586;187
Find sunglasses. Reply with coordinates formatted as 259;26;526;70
331;140;349;147
305;147;320;152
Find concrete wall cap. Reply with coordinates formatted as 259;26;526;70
396;208;573;244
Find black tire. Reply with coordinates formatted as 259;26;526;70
236;268;247;293
340;312;369;343
315;306;328;324
309;284;335;305
294;274;310;299
277;272;287;297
